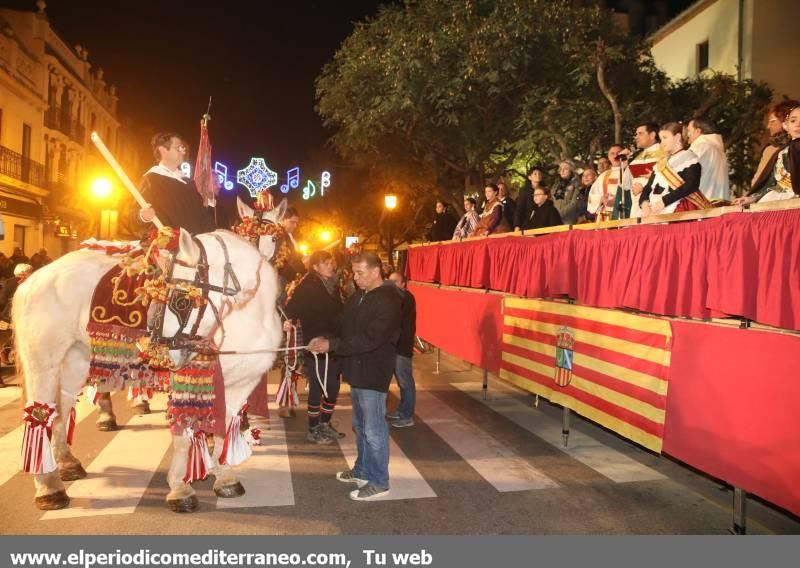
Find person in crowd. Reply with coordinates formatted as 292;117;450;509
639;122;713;216
278;206;306;286
0;254;10;279
624;121;667;218
137;132;216;236
686;118;731;202
576;167;597;222
525;187;563;230
10;247;29;268
748;99;799;198
550;160;580;225
514;166;547;230
734;105;800;205
474;184;510;237
497;180;516;230
284;250;345;444
308;253;402;501
426;200;457;242
387;271;416;428
0;263;32;371
453;197;480;240
596;156;611;174
587;145;633;221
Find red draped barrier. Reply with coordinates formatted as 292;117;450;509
407;208;800;330
408;284;503;372
663;321;800;517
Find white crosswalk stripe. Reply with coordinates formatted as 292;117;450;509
451;381;665;483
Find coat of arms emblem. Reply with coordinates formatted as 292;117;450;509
554;326;575;387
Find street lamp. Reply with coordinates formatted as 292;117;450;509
91;177;113;199
90;177;117;239
320;229;333;242
384;194;397;210
384;194;398;268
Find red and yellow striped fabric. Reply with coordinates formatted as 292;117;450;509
499;298;673;453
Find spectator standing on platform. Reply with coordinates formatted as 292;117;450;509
735;106;800;205
426;200;457;242
453;197;480;240
474;184;510;237
686;118;731;202
747;99;799;198
284;250;345;444
587;145;633;221
497;180;516;230
576;168;597;222
308;253;402;501
550;160;580;225
514;166;547;231
524;187;563;230
640;122;712;215
387;271;416;428
626;122;667;218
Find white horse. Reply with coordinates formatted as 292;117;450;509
13;227;283;512
94;198;288;430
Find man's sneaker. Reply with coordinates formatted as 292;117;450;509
385;410;400;420
318;422;345;439
336;470;368;488
349;484;390;501
391;417;415;428
307;426;334;445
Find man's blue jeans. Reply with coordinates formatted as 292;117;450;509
351;387;389;490
394;355;416;420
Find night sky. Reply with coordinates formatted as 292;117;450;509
3;0;694;177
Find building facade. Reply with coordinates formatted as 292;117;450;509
650;0;800;101
0;2;140;260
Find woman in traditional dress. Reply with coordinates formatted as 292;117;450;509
639;122;713;217
473;184;510;237
734;105;800;206
453;197;480;240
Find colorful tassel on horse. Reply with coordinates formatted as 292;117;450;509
66;406;76;446
246;428;262;447
218;405;252;466
21;401;57;474
183;428;213;484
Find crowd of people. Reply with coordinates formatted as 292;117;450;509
426;101;800;241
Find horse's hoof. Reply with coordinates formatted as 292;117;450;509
59;462;87;481
131;402;150;415
35;490;69;510
214;481;245;498
167;494;199;513
96;418;118;431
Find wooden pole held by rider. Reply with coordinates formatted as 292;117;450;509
90;132;164;230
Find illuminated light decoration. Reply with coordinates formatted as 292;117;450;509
302;180;317;200
180;162;191;178
320;171;331;196
214;161;234;191
237;157;278;197
280;167;301;194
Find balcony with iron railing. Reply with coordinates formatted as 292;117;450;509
44;106;87;143
0;145;47;189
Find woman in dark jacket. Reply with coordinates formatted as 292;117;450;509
514;166;547;230
525;187;563;230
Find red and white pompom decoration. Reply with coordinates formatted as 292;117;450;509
246;428;262;447
21;401;57;474
218;405;252;466
183;427;213;484
275;370;300;408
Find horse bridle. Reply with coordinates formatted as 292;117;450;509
150;233;242;354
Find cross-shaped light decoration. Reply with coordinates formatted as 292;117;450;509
237;157;278;197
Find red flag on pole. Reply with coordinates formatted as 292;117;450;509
194;113;218;207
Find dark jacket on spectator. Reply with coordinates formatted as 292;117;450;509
500;195;516;230
427;212;457;242
514;184;539;229
284;271;342;341
395;287;416;358
525;200;563;230
327;281;402;392
551;175;581;225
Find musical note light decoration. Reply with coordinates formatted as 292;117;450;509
320;171;331;196
214;161;234;191
237;157;278;197
280;167;301;194
302;180;317;200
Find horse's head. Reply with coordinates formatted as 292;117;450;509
159;228;276;368
235;196;288;262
